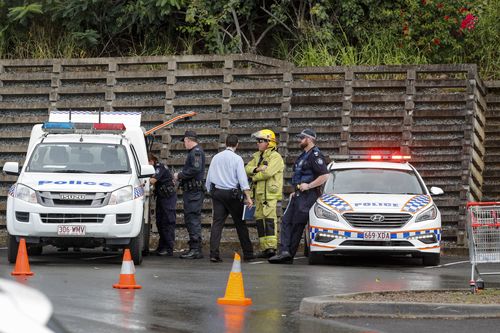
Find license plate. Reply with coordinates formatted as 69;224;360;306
57;225;86;236
364;231;391;241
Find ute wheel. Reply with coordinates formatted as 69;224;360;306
7;234;19;264
129;225;144;265
27;244;43;256
422;253;440;266
308;252;326;265
142;222;150;256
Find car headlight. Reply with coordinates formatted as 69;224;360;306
314;203;338;221
14;184;37;204
415;204;438;223
109;186;133;205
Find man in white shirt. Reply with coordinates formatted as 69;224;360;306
206;135;254;262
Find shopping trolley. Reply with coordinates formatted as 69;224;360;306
467;202;500;293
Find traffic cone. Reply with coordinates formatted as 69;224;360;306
113;249;142;289
11;238;34;276
217;253;252;306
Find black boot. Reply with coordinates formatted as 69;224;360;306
256;248;276;258
268;251;293;264
180;249;203;259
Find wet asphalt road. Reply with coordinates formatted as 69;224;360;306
1;247;500;333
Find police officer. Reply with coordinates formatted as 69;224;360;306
245;129;284;258
268;129;329;264
174;130;205;259
149;153;177;256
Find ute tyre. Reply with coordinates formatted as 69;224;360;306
27;245;43;256
129;225;144;265
142;222;150;256
308;252;326;265
7;234;19;264
422;253;440;266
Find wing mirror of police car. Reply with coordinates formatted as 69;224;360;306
3;162;20;176
139;164;155;178
429;186;444;196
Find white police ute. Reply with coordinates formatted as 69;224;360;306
306;154;444;266
3;111;155;265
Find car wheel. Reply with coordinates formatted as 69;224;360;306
308;252;326;265
7;234;19;264
129;225;144;265
422;253;440;266
303;230;310;257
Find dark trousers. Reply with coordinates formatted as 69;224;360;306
280;191;317;257
156;195;177;252
209;188;253;258
183;190;203;250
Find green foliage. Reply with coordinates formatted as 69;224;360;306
0;0;497;79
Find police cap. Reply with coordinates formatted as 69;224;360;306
179;130;198;141
296;128;317;140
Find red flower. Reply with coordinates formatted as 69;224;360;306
459;7;468;13
460;13;477;30
444;15;450;21
437;3;444;9
433;38;441;45
422;0;427;5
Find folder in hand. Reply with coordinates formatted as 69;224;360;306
242;205;256;221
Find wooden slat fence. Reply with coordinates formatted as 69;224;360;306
0;55;488;246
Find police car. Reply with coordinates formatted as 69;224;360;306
306;154;444;266
0;278;69;333
3;111;155;265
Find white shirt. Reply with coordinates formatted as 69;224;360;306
205;148;250;192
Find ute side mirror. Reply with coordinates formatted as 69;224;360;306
429;186;444;196
139;164;155;178
3;162;20;176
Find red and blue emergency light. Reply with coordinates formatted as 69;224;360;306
42;122;126;133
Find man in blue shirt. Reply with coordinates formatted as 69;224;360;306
206;135;254;262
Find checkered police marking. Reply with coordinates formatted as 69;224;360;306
309;225;441;242
134;186;144;199
8;184;16;197
319;194;353;212
401;194;431;213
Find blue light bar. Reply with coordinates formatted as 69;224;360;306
42;122;74;130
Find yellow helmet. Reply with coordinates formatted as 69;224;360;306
252;129;277;148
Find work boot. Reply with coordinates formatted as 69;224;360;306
180;249;203;259
268;251;293;264
256;248;276;258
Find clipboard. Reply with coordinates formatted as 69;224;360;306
242;205;256;221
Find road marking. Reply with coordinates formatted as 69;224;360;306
425;260;469;269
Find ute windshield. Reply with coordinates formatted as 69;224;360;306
26;143;131;174
325;168;425;195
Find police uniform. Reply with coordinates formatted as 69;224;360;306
152;161;177;255
178;143;205;255
273;145;328;262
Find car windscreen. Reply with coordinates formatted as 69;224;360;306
26;143;131;174
324;168;425;195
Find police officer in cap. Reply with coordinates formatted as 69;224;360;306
174;130;205;259
268;129;329;264
149;153;177;256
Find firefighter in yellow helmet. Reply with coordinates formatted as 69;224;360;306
245;129;284;258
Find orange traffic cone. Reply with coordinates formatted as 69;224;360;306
11;238;34;276
217;253;252;306
113;249;141;289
